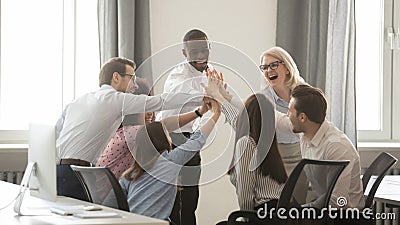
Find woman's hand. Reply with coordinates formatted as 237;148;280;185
206;68;223;80
203;68;233;102
201;77;222;98
201;69;225;101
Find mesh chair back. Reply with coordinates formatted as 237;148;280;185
70;166;129;211
362;152;397;208
277;159;349;209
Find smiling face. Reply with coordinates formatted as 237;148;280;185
123;65;139;93
261;55;290;88
288;98;304;133
183;38;210;72
113;64;138;93
145;112;154;124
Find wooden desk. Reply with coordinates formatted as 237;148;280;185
0;181;168;225
374;175;400;206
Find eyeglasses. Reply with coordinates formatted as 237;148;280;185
259;61;284;72
120;73;136;83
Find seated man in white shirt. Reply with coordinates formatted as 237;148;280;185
56;57;202;201
275;84;364;210
155;29;210;225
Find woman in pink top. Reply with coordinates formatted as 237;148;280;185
96;115;149;179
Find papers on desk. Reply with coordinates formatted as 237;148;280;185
366;175;400;196
50;205;121;219
377;176;400;195
74;212;121;218
385;179;400;186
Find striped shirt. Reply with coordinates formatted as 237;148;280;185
222;101;284;210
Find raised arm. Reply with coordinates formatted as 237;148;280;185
161;98;209;132
221;101;239;130
199;98;221;138
121;92;203;116
201;74;240;129
164;98;221;165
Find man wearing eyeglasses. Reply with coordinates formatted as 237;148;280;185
155;29;211;225
56;57;202;202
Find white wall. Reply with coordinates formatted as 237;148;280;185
150;1;277;224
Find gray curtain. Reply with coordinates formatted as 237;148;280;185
276;0;357;146
98;0;152;82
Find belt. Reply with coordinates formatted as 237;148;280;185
59;158;92;167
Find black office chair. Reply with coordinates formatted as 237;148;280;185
362;152;397;208
226;159;349;225
335;153;398;225
70;165;129;211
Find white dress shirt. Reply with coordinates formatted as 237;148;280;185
56;84;201;164
275;112;364;209
155;62;208;133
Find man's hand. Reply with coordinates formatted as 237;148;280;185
198;97;211;115
208;98;221;118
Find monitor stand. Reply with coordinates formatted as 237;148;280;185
14;162;36;215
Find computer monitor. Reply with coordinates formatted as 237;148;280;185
14;123;57;215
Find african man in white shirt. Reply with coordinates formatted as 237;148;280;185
155;29;210;225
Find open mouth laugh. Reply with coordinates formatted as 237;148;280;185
269;74;278;80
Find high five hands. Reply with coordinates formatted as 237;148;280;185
201;69;232;103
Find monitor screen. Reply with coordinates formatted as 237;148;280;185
28;123;57;202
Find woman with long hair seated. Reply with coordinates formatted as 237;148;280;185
229;94;287;210
119;97;221;222
202;75;287;223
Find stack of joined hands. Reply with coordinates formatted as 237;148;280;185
201;68;233;106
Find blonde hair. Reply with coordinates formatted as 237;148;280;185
260;46;305;91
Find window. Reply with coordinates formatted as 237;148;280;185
0;0;99;143
355;0;400;142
